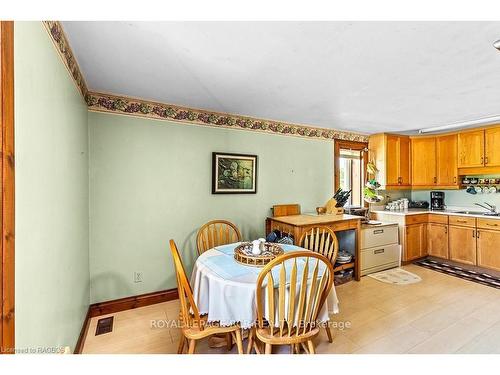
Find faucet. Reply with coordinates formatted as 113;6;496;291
475;202;497;213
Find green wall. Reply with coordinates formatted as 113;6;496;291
14;22;89;351
89;112;334;303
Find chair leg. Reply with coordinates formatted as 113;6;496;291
307;340;315;354
234;329;243;354
265;343;272;354
246;329;254;354
226;333;233;351
188;339;196;354
177;334;185;354
325;325;333;343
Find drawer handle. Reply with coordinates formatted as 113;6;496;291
457;220;468;223
374;249;385;254
373;229;384;234
486;223;498;227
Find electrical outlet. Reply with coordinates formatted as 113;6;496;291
134;271;143;283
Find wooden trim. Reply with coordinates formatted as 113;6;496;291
1;21;15;355
73;308;91;354
89;288;178;318
458;166;500;176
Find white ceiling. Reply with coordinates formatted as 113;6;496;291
62;21;500;134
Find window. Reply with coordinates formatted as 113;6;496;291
334;141;368;207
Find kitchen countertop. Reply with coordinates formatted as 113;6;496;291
371;208;500;220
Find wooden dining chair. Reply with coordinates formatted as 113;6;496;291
298;226;339;343
196;220;242;255
248;251;334;354
169;239;244;354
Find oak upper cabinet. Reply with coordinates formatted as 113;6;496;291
485;127;500;167
448;225;477;265
436;134;458;186
476;229;500;271
458;129;484;168
404;223;427;261
369;133;411;188
427;223;448;259
411;137;436;186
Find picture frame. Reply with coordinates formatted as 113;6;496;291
212;152;258;194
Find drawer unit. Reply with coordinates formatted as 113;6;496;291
360;244;401;276
477;217;500;230
449;215;476;227
360;224;399;249
428;213;448;224
405;214;428;225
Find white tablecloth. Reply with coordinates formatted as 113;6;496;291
190;242;339;329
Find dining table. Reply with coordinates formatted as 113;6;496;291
190;242;339;329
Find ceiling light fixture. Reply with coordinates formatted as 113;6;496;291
418;114;500;134
494;39;500;50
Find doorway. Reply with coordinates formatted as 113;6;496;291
334;140;368;207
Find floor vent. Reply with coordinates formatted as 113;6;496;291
95;316;114;336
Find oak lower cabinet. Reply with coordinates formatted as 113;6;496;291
448;225;477;265
477;229;500;271
427;223;448;259
404;223;427;261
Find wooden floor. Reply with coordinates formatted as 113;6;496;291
81;264;500;354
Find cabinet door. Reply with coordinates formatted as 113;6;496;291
448;225;476;265
399;136;411;186
405;224;426;261
385;135;400;186
485;127;500;167
436;134;458;186
427;223;448;259
458;129;484;168
411;137;436;186
477;229;500;271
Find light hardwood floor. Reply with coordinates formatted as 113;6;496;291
81;264;500;354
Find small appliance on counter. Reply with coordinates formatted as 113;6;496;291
408;200;430;209
430;191;445;211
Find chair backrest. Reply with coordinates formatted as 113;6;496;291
272;204;301;217
256;251;334;338
196;220;242;255
169;239;204;331
298;226;339;263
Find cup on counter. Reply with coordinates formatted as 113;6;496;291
475;186;483;194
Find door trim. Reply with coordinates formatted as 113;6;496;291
1;21;15;354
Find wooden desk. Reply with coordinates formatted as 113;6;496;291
266;214;362;281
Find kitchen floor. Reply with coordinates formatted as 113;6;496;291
81;264;500;354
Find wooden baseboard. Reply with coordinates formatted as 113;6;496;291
74;309;91;354
74;288;178;354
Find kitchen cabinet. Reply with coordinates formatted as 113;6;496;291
458;129;484;168
411;137;436;186
485;127;500;167
436;134;458;186
369;133;411;188
404;223;427;261
448;225;476;265
427;223;448;259
477;229;500;271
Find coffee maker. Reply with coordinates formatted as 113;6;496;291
430;191;445;211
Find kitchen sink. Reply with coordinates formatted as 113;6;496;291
453;211;500;216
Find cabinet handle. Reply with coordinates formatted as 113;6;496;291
374;249;385;254
477;230;480;238
433;176;437;184
373;229;384;234
485;156;489;165
453;176;457;183
472;230;475;238
457;220;467;223
486;223;499;227
445;226;448;234
481;156;484;164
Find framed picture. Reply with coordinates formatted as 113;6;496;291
212;152;258;194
